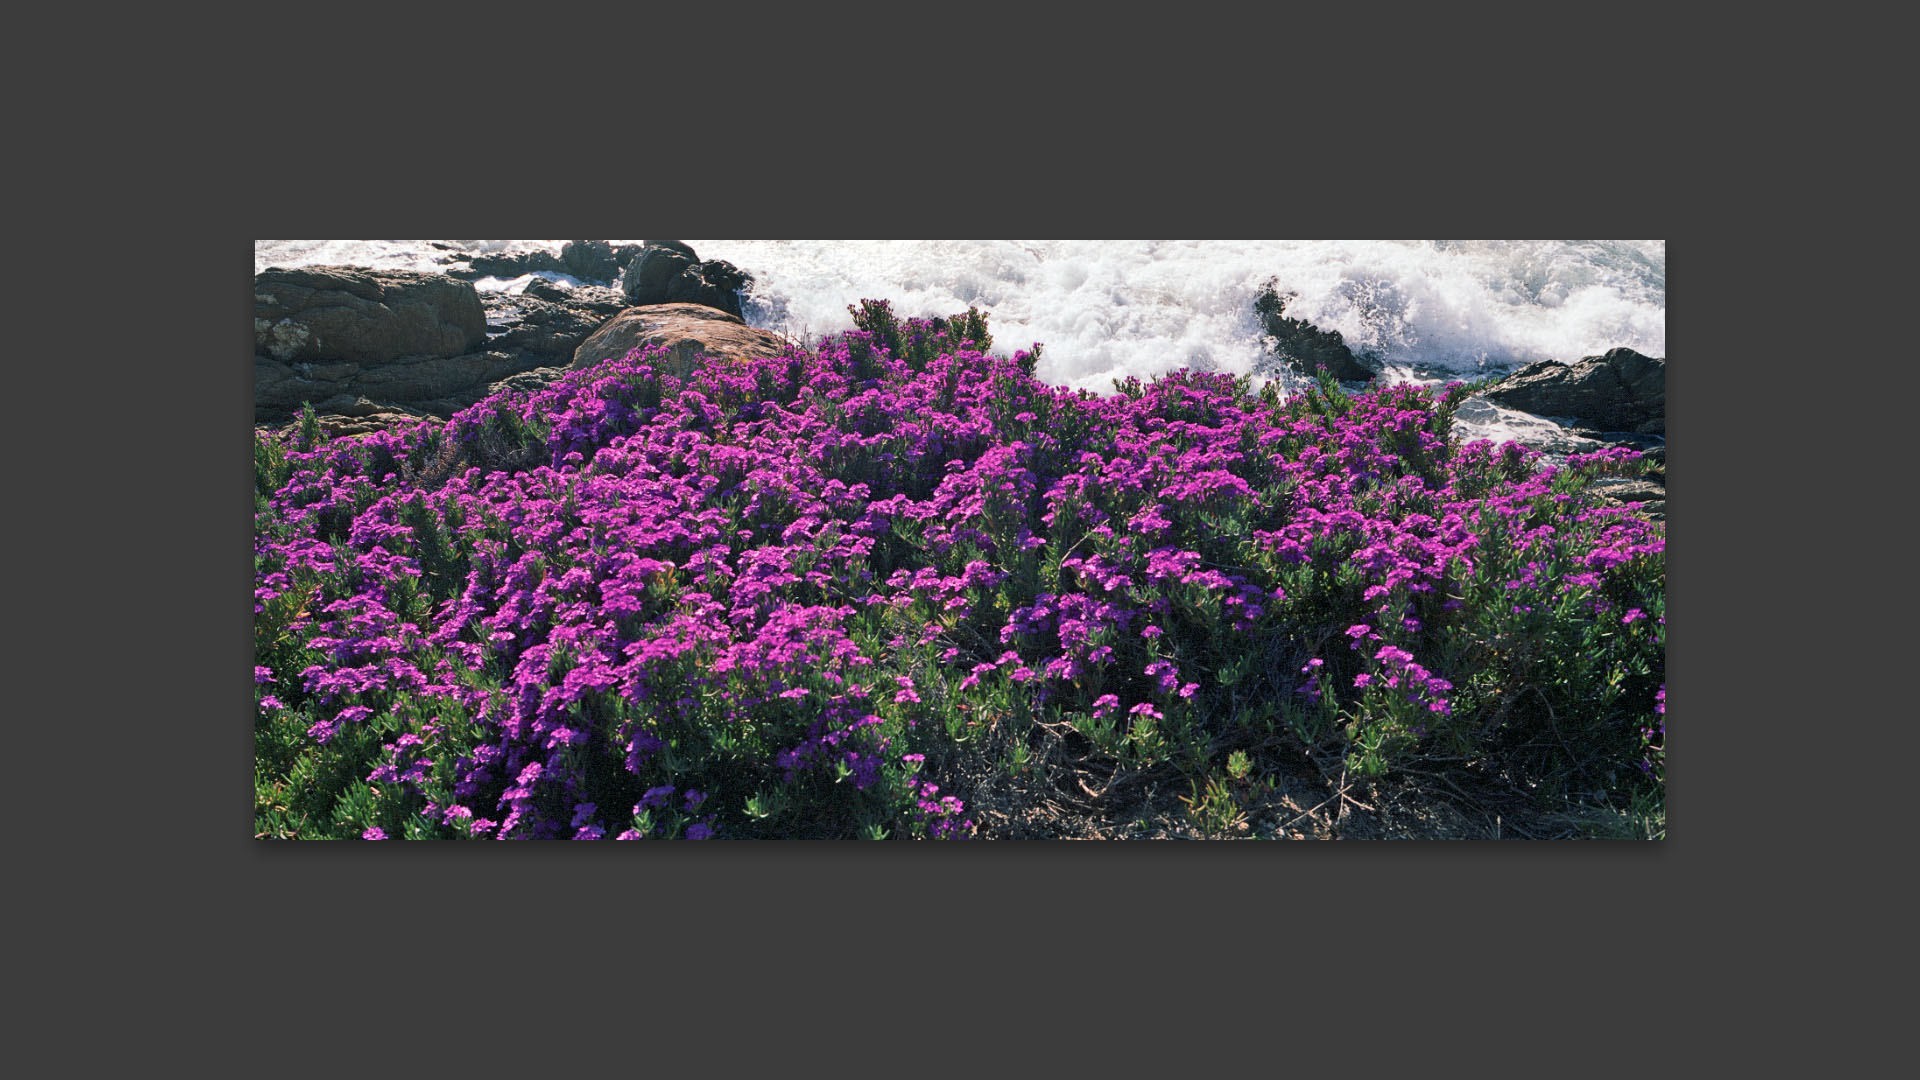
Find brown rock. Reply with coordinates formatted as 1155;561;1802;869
572;303;791;377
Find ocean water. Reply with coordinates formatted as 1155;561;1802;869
255;240;1665;447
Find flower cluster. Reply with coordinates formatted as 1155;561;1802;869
255;300;1663;838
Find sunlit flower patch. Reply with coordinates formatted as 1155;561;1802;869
255;300;1664;838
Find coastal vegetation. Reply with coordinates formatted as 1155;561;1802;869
254;301;1664;839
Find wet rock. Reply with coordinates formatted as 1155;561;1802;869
1484;347;1665;435
560;240;619;283
1253;281;1375;381
461;249;569;279
479;285;628;363
522;277;574;302
619;243;696;303
644;239;698;259
617;241;751;319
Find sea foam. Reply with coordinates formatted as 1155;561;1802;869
255;238;1665;414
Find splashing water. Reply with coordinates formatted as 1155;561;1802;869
255;239;1663;445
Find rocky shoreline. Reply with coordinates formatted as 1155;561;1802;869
254;240;776;437
1245;277;1665;519
253;240;1664;517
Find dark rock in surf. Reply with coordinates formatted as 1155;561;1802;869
617;241;751;319
1253;281;1375;381
560;240;620;283
479;285;628;362
522;277;575;303
619;244;696;303
448;249;571;280
1484;347;1665;436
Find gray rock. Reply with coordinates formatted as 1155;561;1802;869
255;266;488;366
619;244;696;304
615;242;751;319
486;364;575;397
460;250;569;279
255;347;552;425
560;240;619;283
350;350;528;401
662;259;748;319
479;286;629;363
523;277;574;302
1484;347;1665;435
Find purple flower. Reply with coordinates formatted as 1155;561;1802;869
254;301;1664;840
362;827;388;840
1373;645;1413;668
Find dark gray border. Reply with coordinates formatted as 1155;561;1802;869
65;54;1786;1065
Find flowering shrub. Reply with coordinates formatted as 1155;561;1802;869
256;300;1664;838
